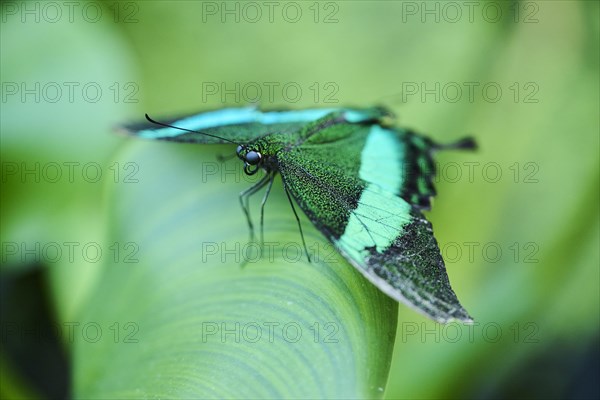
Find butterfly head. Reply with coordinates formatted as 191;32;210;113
236;145;263;175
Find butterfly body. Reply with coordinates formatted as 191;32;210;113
122;107;475;323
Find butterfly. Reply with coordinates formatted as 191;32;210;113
121;106;476;323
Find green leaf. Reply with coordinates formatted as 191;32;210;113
0;2;139;322
74;142;397;398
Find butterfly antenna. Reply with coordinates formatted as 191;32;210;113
283;181;311;263
145;114;243;146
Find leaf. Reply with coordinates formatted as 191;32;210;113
0;4;138;322
74;142;398;399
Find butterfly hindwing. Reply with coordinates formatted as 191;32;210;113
296;112;440;210
399;132;437;209
277;114;471;322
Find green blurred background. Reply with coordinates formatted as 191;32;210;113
1;0;598;399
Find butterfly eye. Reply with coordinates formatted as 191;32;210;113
236;145;244;156
245;151;261;165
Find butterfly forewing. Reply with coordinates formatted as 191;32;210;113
120;107;350;144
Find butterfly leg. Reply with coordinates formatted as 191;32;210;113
239;173;271;244
259;172;275;250
282;180;312;263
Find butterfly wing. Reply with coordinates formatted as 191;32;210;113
119;106;386;144
277;115;472;322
